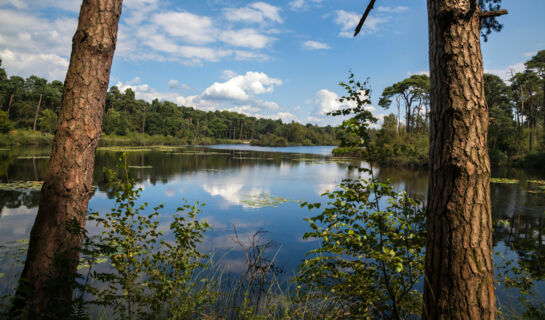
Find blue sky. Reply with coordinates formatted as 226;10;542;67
0;0;544;125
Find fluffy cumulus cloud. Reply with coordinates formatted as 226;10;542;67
334;10;388;38
303;40;330;50
0;7;76;79
310;88;376;125
114;71;288;120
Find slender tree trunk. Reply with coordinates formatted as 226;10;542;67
7;92;14;116
424;1;495;319
142;103;146;134
11;0;123;316
33;94;42;131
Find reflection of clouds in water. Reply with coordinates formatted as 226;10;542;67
1;206;35;217
206;232;258;251
202;183;269;209
217;258;247;273
0;208;37;241
165;187;177;198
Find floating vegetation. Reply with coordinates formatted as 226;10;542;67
16;156;49;159
98;147;152;152
528;180;545;185
0;148;10;151
241;193;296;208
0;273;4;278
128;165;153;169
169;152;228;155
77;257;109;270
150;145;186;151
0;181;43;191
233;157;273;160
528;189;545;195
491;178;519;184
0;181;98;192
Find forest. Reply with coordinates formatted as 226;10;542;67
0;63;338;147
334;50;545;169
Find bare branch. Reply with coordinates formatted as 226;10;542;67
354;0;377;37
479;9;508;18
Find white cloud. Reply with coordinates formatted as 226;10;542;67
151;11;216;45
289;0;323;10
310;88;375;126
220;29;275;49
486;62;525;82
377;6;408;13
0;49;69;80
524;51;537;57
224;2;282;24
334;9;388;38
221;70;239;79
314;89;341;115
303;40;330;50
168;80;179;89
2;0;81;12
114;72;284;119
201;72;282;102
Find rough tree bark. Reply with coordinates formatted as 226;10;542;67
11;0;123;316
424;0;496;318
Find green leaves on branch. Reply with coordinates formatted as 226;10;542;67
84;154;211;319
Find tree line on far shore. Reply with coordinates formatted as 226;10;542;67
336;50;545;169
0;62;337;147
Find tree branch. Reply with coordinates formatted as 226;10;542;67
354;0;377;37
479;9;508;18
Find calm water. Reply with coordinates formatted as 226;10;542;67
0;145;544;306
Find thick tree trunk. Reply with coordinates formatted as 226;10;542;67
11;0;123;316
424;1;495;319
33;94;42;131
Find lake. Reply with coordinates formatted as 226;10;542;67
0;145;544;307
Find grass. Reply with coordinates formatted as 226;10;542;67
0;130;53;146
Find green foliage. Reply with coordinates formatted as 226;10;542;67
38;109;58;134
296;74;426;319
86;154;212;319
0;70;338;146
0;111;13;134
297;179;426;319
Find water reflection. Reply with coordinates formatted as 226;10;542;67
0;145;544;300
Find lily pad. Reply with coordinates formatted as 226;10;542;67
0;273;4;278
528;180;545;185
491;178;519;184
241;193;297;208
128;165;153;169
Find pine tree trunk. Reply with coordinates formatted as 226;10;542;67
11;0;123;316
424;1;495;319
